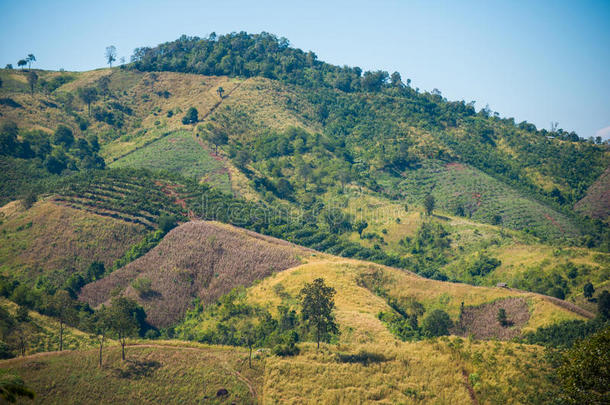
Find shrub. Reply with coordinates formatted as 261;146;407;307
182;107;198;124
422;309;453;337
158;214;177;234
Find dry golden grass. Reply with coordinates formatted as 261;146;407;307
262;338;557;404
245;258;585;347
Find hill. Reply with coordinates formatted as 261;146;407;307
0;199;147;288
1;342;261;404
1;337;567;404
79;221;312;327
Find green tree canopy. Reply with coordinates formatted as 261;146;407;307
421;309;452;337
299;278;339;350
558;327;610;404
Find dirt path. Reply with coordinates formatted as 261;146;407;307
110;78;247;164
462;368;480;405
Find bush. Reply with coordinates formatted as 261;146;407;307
182;107;198;124
422;309;453;337
158;214;177;234
132;277;154;299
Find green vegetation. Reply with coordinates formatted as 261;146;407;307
109;130;231;192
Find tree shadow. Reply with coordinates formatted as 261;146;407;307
114;359;162;379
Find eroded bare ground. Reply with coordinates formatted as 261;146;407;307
452;297;530;340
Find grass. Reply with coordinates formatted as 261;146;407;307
109;130;232;193
233;258;586;346
79;220;311;328
1;343;261;404
0;199;147;286
262;338;560;404
0;298;96;355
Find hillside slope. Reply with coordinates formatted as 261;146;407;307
79;220;312;327
0;199;147;287
575;166;610;222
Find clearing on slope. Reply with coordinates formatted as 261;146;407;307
575;166;610;222
0;199;147;287
79;220;313;327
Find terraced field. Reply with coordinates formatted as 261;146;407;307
109;130;232;193
398;160;581;240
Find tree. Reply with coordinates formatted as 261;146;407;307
0;369;35;403
390;71;403;87
105;46;117;67
0;121;18;156
424;194;435;216
78;87;98;116
217;86;225;99
52;125;74;148
355;220;368;238
5;64;13;69
26;54;36;69
157;214;177;233
47;290;77;351
497;308;509;327
422;309;452;337
206;129;228;154
21;191;37;210
558;327;609;405
182;107;198;124
238;320;258;368
27;70;37;95
583;283;595;300
93;306;112;368
109;297;141;361
17;59;26;70
299;278;339;350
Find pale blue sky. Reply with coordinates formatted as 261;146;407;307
1;0;609;139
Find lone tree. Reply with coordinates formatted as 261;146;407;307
93;305;112;368
583;282;595;300
47;290;77;351
497;308;509;327
355;220;368;238
77;86;98;116
27;71;37;95
105;46;117;67
182;107;198;124
424;194;435;216
238;320;259;368
206;129;228;154
109;297;141;361
299;278;339;350
17;59;27;70
26;54;36;69
422;309;452;337
217;86;225;99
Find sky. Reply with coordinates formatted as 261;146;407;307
1;0;609;139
